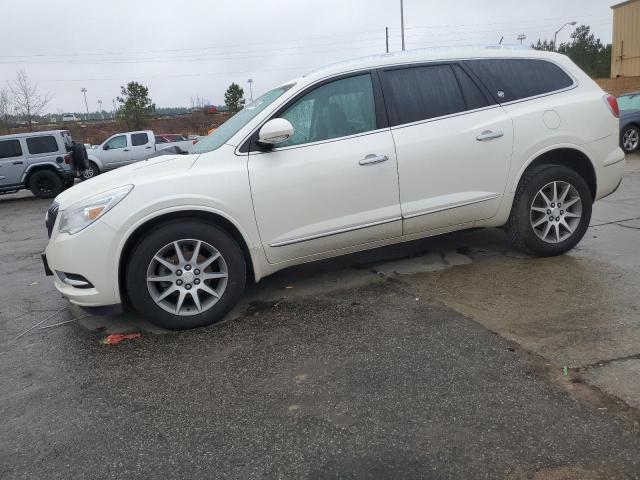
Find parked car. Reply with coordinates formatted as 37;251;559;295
61;114;80;122
0;130;76;198
155;133;192;147
43;46;624;330
618;91;640;153
81;130;191;179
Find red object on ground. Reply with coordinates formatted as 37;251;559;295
101;333;141;345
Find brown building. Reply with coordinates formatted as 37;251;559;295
611;0;640;77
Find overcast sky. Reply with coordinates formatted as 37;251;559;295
1;0;614;113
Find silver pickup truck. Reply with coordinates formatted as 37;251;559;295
83;130;192;179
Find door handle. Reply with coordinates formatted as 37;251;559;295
13;161;24;165
145;146;152;149
476;130;504;141
123;148;130;152
359;154;389;166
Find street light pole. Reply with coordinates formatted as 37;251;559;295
112;99;117;119
554;21;577;52
247;79;254;102
400;0;405;51
97;100;103;120
81;88;89;121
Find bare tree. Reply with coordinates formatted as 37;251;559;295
0;88;11;133
9;70;51;131
189;96;212;135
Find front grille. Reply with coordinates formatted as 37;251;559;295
45;202;59;238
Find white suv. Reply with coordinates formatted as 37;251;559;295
42;47;625;330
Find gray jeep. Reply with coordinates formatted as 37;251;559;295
0;130;76;198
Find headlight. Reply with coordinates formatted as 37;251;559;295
59;185;133;235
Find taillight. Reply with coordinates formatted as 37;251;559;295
604;94;619;118
64;154;72;164
192;139;198;144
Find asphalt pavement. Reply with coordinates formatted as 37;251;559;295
1;155;639;479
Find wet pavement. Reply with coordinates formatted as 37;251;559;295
1;154;639;479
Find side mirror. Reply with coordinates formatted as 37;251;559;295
258;118;294;145
103;144;110;150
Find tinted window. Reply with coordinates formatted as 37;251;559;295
0;139;22;159
279;74;376;147
452;64;490;110
464;59;574;103
26;135;59;155
155;136;168;144
382;65;466;126
105;135;127;150
131;133;149;146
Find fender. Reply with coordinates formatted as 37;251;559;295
509;142;596;194
20;162;69;184
87;153;104;171
110;203;267;301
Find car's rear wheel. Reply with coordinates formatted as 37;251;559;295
28;170;64;199
507;164;592;256
621;125;639;153
125;220;246;330
81;161;99;181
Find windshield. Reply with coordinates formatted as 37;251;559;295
618;93;640;111
190;84;294;154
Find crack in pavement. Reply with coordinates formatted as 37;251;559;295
590;216;640;227
578;352;640;371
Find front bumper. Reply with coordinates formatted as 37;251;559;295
44;217;121;308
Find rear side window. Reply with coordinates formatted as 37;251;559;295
0;139;23;159
26;135;59;155
464;59;574;103
381;64;466;126
155;136;168;144
131;133;149;146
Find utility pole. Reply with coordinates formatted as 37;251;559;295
517;34;526;45
97;99;103;120
385;27;389;53
112;98;117;119
81;88;89;121
400;0;405;51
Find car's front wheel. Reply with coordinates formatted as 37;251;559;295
621;125;639;153
507;164;592;256
125;220;246;330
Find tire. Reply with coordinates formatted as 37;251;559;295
81;161;100;181
125;220;246;330
28;170;64;199
620;125;639;153
506;164;592;257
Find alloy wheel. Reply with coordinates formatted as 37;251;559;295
36;177;54;194
82;167;95;180
146;239;228;316
622;128;639;152
530;181;582;244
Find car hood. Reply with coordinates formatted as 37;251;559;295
55;154;199;209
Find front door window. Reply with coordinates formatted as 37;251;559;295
278;74;377;148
